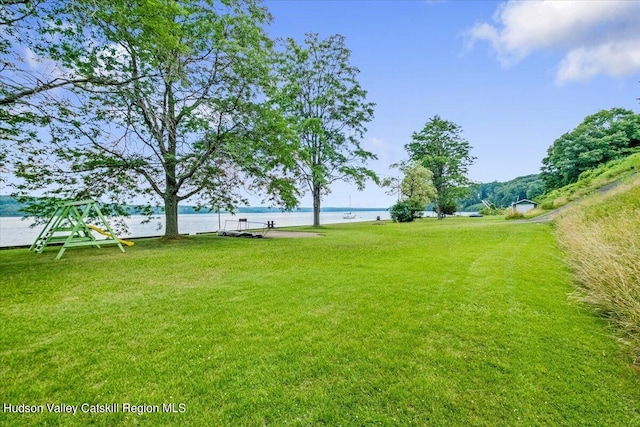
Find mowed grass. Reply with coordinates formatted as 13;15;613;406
1;218;639;426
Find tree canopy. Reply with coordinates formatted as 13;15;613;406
1;0;143;183
404;116;475;218
272;33;377;227
1;0;56;181
540;108;640;191
10;0;298;237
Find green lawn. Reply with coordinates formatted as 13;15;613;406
1;218;639;426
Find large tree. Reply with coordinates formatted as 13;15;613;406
272;33;377;227
11;0;297;237
405;116;475;219
540;108;640;191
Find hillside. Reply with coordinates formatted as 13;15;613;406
458;174;545;210
0;196;25;216
524;151;640;221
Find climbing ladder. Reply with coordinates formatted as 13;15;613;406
30;200;125;259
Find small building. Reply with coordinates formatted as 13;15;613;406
511;199;538;213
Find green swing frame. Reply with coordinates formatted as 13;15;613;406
29;200;126;259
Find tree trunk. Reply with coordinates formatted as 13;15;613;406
164;194;180;237
312;184;321;228
163;154;180;238
164;69;180;238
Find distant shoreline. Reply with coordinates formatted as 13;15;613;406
0;195;390;217
0;207;390;218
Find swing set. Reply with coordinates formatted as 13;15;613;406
30;199;134;260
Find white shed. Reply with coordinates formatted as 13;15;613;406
511;199;538;213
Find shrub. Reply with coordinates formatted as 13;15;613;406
390;199;424;222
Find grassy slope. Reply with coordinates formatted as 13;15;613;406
536;151;640;210
555;173;640;363
1;219;639;426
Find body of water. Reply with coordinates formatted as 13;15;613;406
0;210;399;247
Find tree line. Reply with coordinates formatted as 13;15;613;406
540;108;639;191
392;106;639;219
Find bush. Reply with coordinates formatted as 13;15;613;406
479;207;504;216
390;199;424;222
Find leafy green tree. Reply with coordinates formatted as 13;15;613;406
399;162;436;207
541;108;640;191
385;161;436;222
405;116;476;219
272;33;377;227
12;0;297;237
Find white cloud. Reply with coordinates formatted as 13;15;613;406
466;0;640;82
557;39;640;84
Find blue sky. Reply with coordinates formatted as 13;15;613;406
262;0;640;208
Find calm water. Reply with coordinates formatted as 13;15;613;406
0;210;400;247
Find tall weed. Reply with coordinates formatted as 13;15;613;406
556;179;640;363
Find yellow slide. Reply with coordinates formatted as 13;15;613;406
87;224;135;247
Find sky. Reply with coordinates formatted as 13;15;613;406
259;0;640;208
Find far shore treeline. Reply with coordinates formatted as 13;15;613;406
0;196;386;218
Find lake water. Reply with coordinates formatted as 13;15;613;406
0;210;403;247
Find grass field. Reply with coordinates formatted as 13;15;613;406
1;218;639;426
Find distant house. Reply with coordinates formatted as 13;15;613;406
511;199;538;213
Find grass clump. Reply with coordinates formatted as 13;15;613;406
504;209;525;220
556;175;640;363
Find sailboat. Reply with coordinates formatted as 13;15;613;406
343;196;356;219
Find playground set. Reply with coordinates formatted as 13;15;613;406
30;199;133;259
